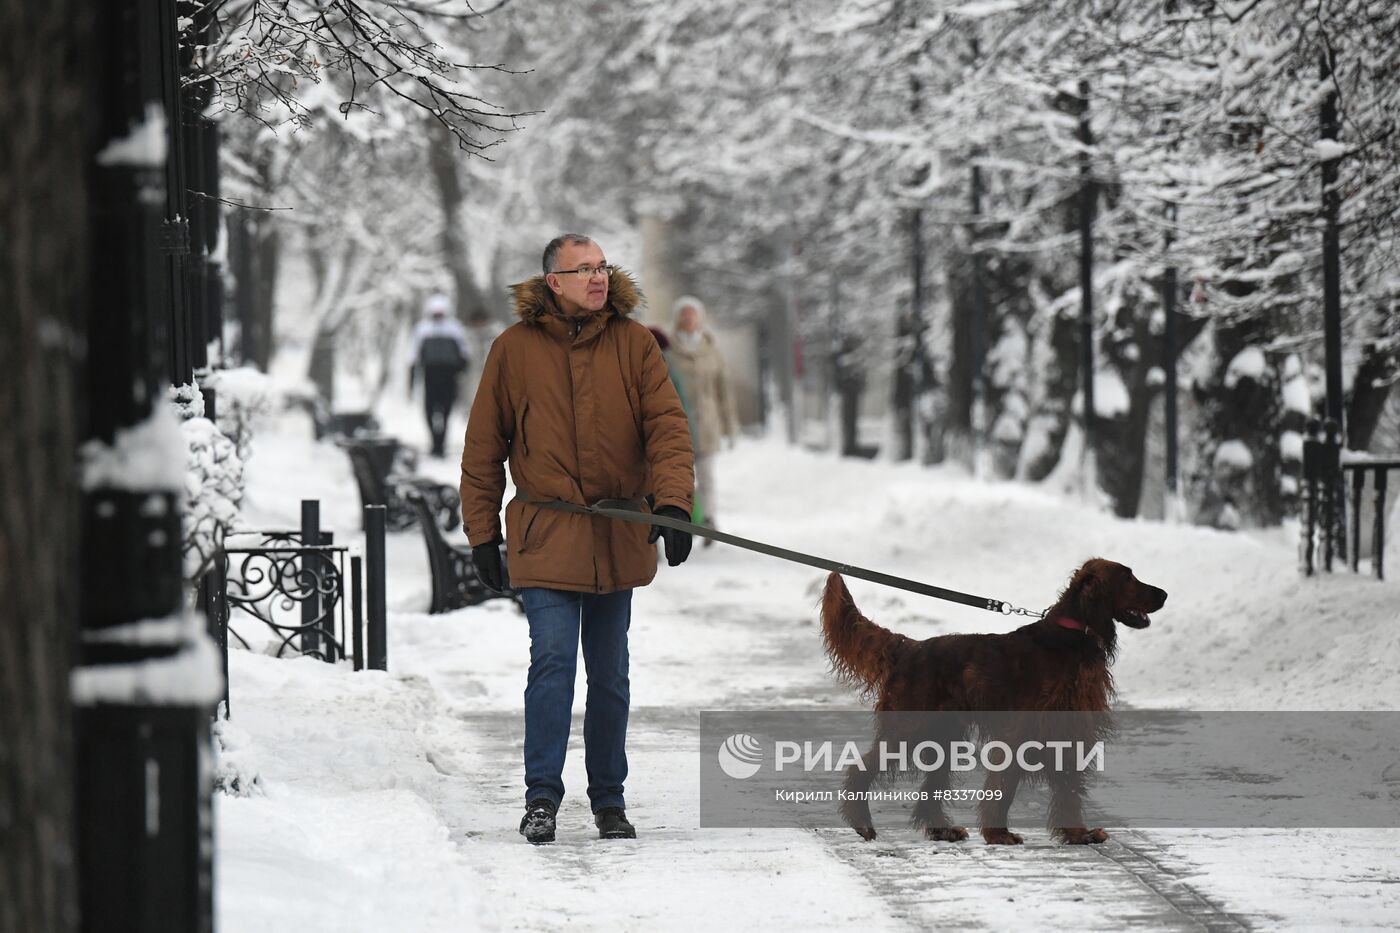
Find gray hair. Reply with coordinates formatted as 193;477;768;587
542;233;594;274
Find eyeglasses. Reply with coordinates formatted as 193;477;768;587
552;263;615;280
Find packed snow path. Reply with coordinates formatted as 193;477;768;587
216;413;1400;931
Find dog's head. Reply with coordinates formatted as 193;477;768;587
1053;558;1167;641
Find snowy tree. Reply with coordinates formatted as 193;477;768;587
193;0;526;373
364;0;1400;525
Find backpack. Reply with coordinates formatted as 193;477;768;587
420;335;466;371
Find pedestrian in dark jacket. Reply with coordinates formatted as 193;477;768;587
410;293;471;457
459;233;695;844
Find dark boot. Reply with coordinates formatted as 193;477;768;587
519;798;557;844
594;806;636;839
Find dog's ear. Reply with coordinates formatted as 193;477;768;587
1078;572;1098;602
1067;566;1108;620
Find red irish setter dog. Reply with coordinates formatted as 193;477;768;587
821;558;1167;845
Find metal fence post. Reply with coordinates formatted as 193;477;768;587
1322;420;1341;572
300;499;320;656
351;555;364;671
1351;469;1364;573
1326;420;1347;567
75;1;215;929
199;549;229;717
366;505;388;671
1302;420;1319;576
1376;468;1389;581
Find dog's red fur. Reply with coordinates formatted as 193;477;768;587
821;558;1167;846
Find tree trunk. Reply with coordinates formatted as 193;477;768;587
640;212;679;330
832;332;866;456
891;308;917;462
1187;316;1287;528
0;3;90;929
1097;282;1208;518
251;218;278;371
302;240;365;405
944;241;976;465
1021;298;1081;481
426;120;486;321
227;212;253;364
227;211;277;371
307;333;336;405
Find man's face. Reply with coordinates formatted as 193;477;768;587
677;306;700;333
546;241;609;315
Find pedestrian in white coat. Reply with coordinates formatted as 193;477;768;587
667;295;739;542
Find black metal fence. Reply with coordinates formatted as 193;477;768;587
1345;459;1397;581
206;501;389;717
1302;418;1396;580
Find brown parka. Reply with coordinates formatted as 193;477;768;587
458;269;695;593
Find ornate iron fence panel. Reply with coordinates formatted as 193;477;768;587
221;542;360;664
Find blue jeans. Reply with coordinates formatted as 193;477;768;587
519;587;632;813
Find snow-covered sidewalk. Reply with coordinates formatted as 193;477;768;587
215;412;1400;931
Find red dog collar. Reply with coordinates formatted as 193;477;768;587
1054;616;1088;632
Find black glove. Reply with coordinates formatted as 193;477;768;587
647;505;692;567
472;539;505;591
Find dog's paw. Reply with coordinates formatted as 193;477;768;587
982;828;1024;845
855;826;877;841
924;826;969;842
1057;827;1109;845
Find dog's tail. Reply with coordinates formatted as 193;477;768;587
821;573;910;696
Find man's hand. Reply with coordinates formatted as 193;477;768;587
647;505;692;567
472;539;505;591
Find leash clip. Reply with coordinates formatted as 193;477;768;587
988;600;1041;618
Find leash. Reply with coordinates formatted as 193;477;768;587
516;494;1046;618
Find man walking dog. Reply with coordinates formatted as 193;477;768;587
459;234;695;844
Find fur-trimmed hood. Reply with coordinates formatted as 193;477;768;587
509;268;644;323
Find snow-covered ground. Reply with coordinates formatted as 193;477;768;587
215;400;1400;932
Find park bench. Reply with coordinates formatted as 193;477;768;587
287;392;380;442
405;490;519;613
338;436;457;532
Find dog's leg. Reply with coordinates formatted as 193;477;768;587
978;767;1025;845
910;730;968;842
1048;769;1108;844
912;766;968;842
840;740;883;841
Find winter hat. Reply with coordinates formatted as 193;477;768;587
671;295;707;326
424;293;453;316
